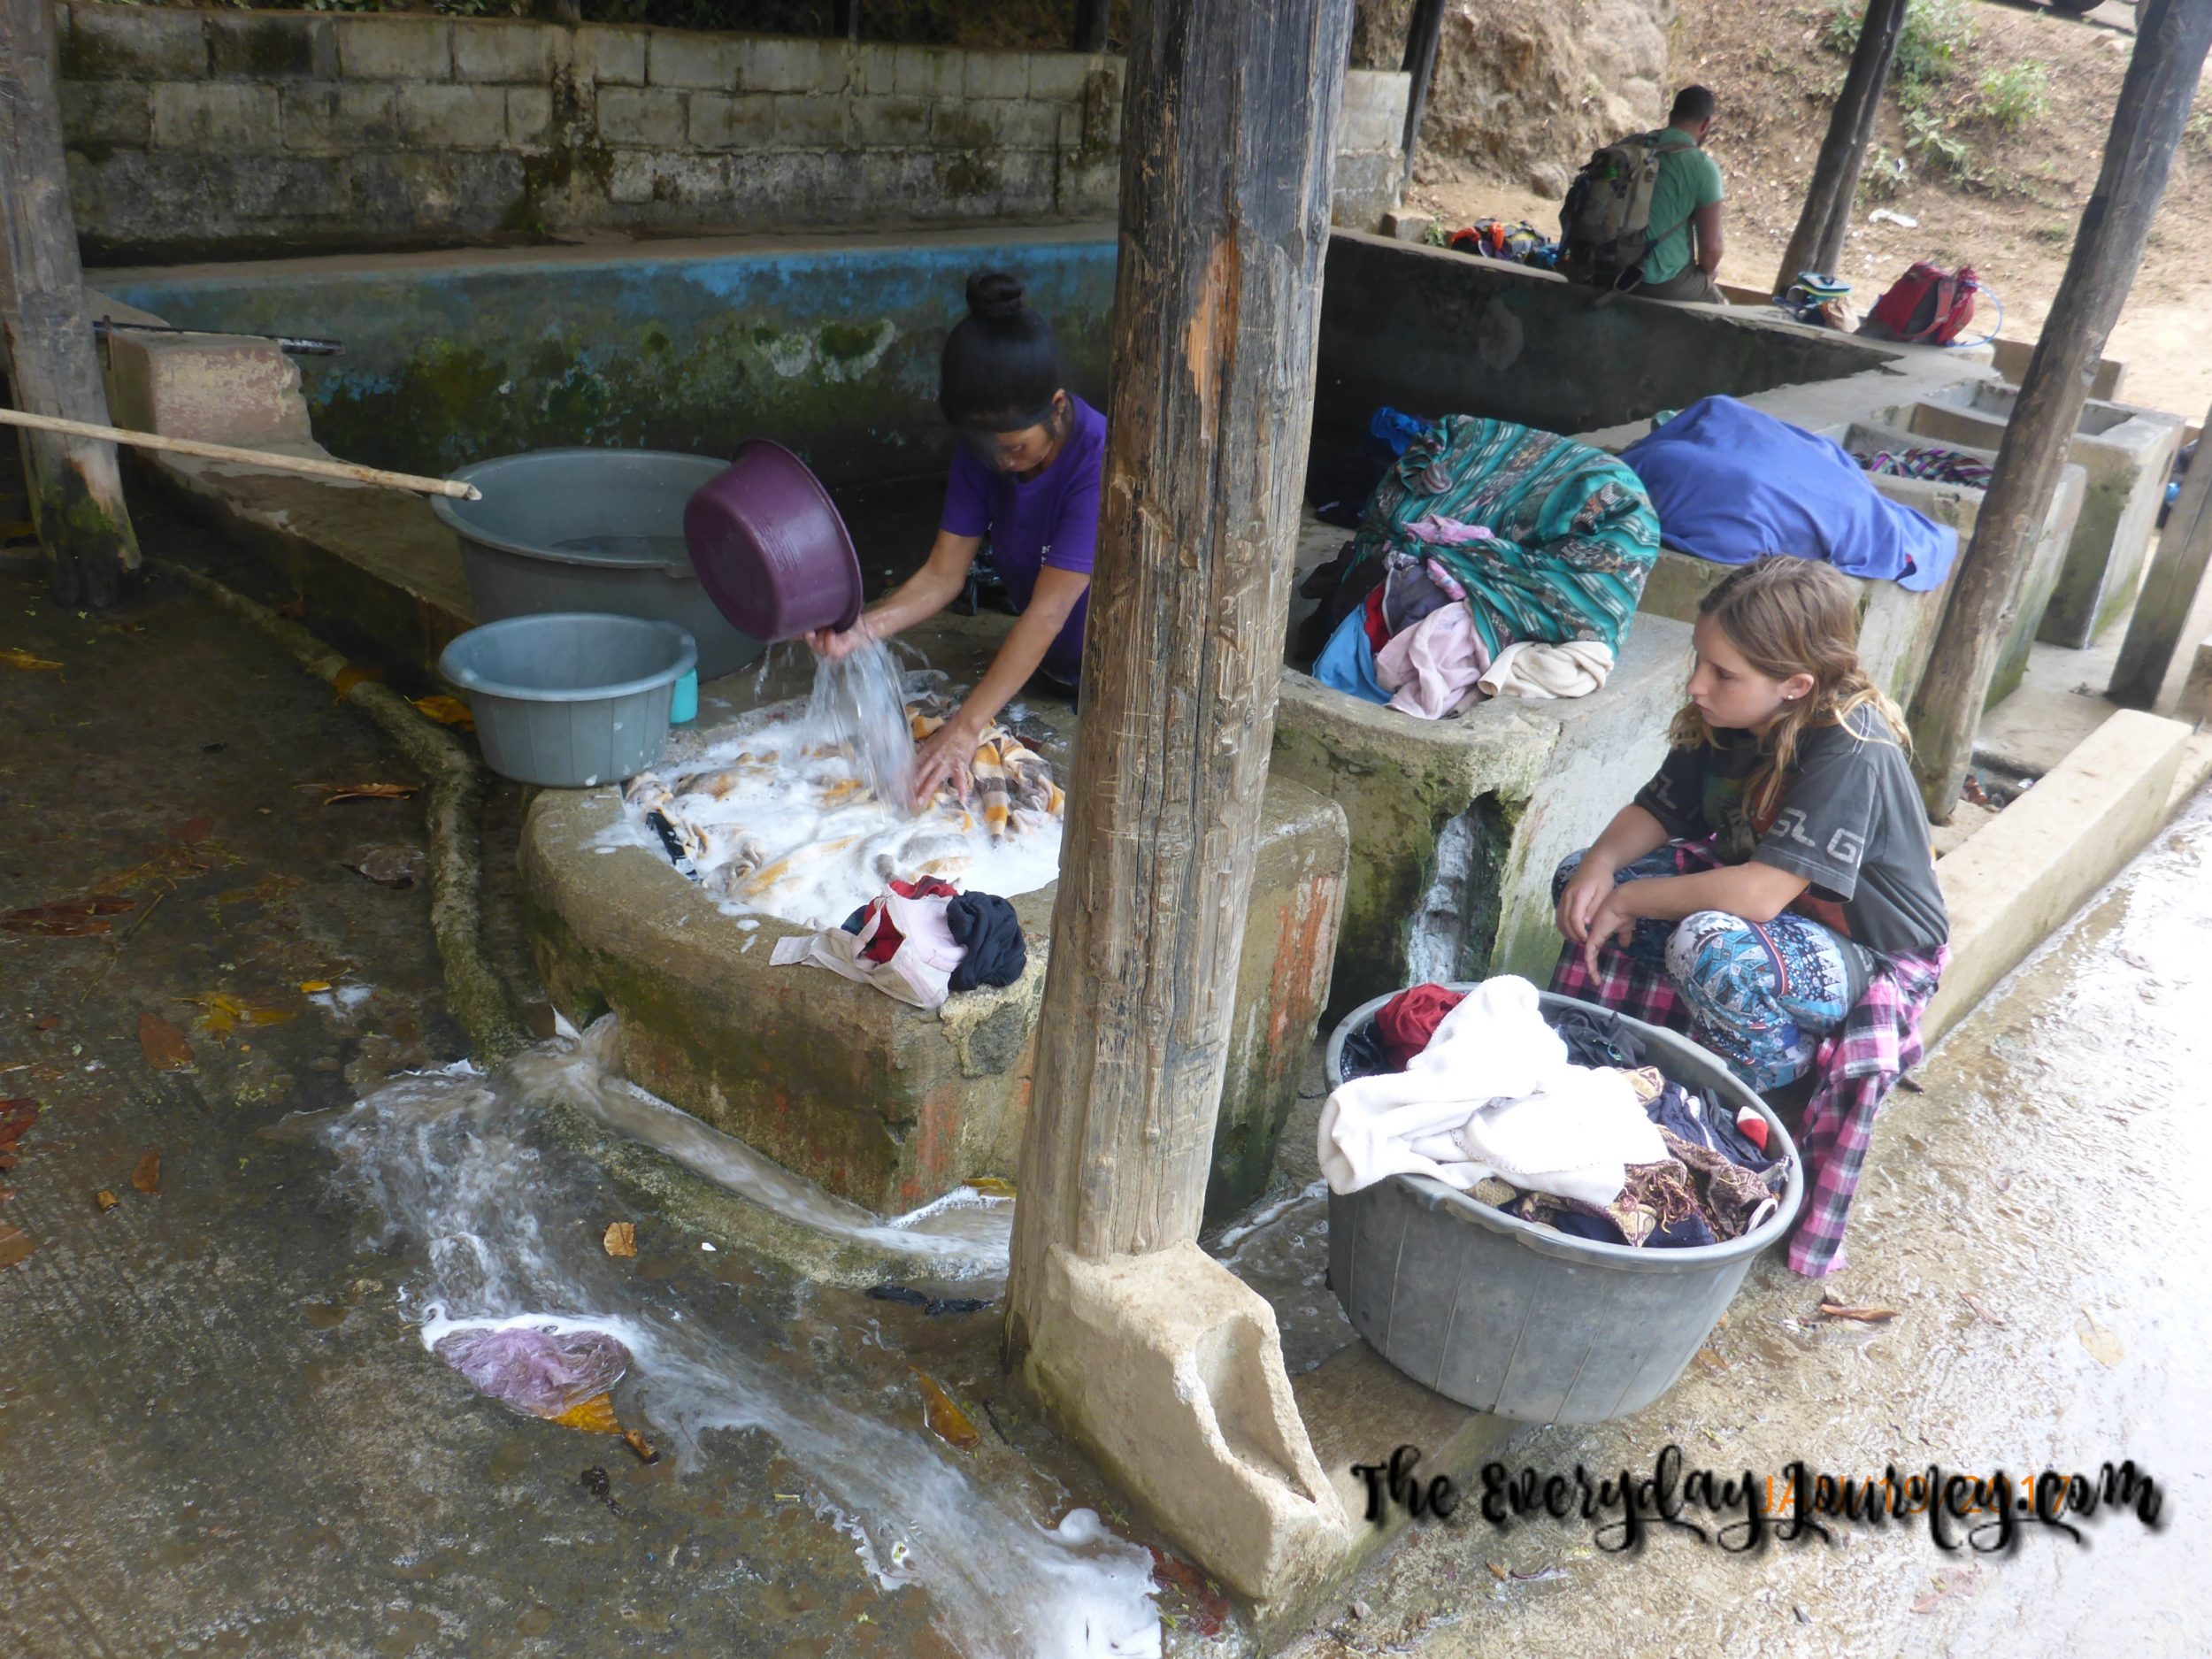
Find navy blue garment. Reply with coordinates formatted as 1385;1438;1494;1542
1646;1079;1775;1173
1619;396;1958;591
945;892;1026;993
1545;1005;1647;1071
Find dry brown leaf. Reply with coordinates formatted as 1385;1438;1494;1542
183;994;299;1036
4;901;116;937
550;1393;623;1434
913;1371;981;1451
0;1223;34;1270
621;1427;658;1464
331;664;383;699
2;647;63;673
167;816;215;844
412;695;475;730
1486;1562;1509;1582
320;782;419;805
967;1176;1017;1198
298;979;332;994
0;1098;37;1148
95;1190;119;1212
1818;1302;1898;1324
602;1221;637;1258
131;1149;162;1195
138;1012;195;1071
1959;1292;2006;1327
1690;1347;1730;1374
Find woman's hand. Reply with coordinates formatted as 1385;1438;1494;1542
909;713;985;810
1555;856;1619;946
1581;886;1640;979
804;617;873;662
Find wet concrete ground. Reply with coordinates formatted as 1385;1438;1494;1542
1286;790;2212;1656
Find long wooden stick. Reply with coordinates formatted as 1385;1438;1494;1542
0;405;480;500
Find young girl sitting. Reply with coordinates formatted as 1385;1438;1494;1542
1549;555;1949;1276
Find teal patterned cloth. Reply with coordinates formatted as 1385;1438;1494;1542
1351;417;1662;657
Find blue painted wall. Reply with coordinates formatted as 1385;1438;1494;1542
107;234;1119;488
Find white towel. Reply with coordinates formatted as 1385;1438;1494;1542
1316;975;1665;1206
1477;640;1616;701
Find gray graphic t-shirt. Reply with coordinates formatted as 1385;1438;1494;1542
1633;705;1949;958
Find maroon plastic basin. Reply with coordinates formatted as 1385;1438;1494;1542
683;439;865;644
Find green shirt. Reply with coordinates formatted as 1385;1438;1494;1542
1639;127;1724;285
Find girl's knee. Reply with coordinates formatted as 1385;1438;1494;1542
1665;910;1759;989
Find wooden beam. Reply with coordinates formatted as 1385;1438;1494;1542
1908;0;2212;820
0;0;141;609
2109;393;2212;710
1774;0;1909;294
1400;0;1447;188
1007;0;1352;1356
1072;0;1109;53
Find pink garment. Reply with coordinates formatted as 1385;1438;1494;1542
1375;603;1492;720
772;890;968;1010
1406;514;1496;547
1424;558;1467;602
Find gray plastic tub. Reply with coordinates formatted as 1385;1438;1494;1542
438;612;695;788
434;448;764;680
1324;987;1803;1425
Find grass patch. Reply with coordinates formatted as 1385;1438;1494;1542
1977;61;2050;134
1824;0;1976;90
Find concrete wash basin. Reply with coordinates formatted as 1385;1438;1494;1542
523;611;1349;1225
1907;385;2183;649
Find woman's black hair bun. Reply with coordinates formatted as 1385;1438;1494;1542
965;270;1026;322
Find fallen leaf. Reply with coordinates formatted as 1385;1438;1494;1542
34;1015;58;1031
4;901;115;937
343;845;425;887
967;1176;1016;1198
298;979;332;994
183;993;299;1036
137;1012;195;1071
88;895;135;915
96;1190;119;1212
550;1393;624;1434
1818;1302;1898;1324
166;816;215;844
331;664;383;699
602;1221;637;1258
214;872;307;910
1912;1563;1983;1613
0;1098;37;1148
1486;1561;1509;1582
1960;1292;2006;1327
131;1149;162;1195
1690;1347;1730;1374
2077;1312;2124;1367
912;1371;981;1451
0;1224;34;1270
2;647;63;672
412;695;475;730
620;1427;658;1464
320;782;419;805
1146;1547;1230;1639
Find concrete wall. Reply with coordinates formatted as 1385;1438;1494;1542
58;4;1407;262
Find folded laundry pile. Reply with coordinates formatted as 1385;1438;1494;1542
1322;977;1788;1248
1855;444;1993;490
1300;415;1660;718
617;693;1064;932
771;875;1028;1010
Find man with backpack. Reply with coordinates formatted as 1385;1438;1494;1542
1560;86;1728;303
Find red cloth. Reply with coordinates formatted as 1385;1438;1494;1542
1361;582;1391;653
891;877;961;901
1374;983;1465;1070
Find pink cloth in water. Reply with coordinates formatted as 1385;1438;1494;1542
1375;603;1492;719
433;1325;631;1417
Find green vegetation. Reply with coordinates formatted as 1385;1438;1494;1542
1823;0;1976;91
1976;61;2050;134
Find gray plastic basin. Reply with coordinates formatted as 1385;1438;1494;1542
1324;987;1802;1425
439;612;695;788
434;448;764;680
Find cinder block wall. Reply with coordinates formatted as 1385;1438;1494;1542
58;4;1409;263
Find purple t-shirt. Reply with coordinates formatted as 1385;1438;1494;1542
940;394;1105;679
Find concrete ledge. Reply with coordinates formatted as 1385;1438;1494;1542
1926;708;2192;1042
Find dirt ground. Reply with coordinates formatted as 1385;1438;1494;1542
1407;0;2212;421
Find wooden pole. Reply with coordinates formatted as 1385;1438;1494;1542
2108;394;2212;710
0;0;142;609
1072;0;1109;53
1006;0;1352;1359
832;0;861;42
1908;0;2212;821
0;408;481;500
1399;0;1447;189
1773;0;1909;294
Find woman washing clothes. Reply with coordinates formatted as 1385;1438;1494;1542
1548;556;1950;1276
808;270;1103;808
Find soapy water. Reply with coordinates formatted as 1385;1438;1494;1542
309;1018;1159;1658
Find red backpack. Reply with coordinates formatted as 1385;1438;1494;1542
1863;262;1980;346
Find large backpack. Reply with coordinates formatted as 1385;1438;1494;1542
1557;134;1696;286
1859;262;1979;346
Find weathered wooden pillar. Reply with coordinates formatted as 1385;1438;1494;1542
1072;0;1109;53
0;0;141;609
1400;0;1447;188
1006;0;1356;1606
1909;0;2212;820
1773;0;1909;293
2108;394;2212;711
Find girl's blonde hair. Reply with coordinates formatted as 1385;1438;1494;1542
1668;555;1913;822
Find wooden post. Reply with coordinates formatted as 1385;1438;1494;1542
2108;393;2212;710
1072;0;1109;53
1908;0;2212;820
0;0;141;610
1399;0;1447;188
1773;0;1909;294
1006;0;1352;1359
831;0;861;42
